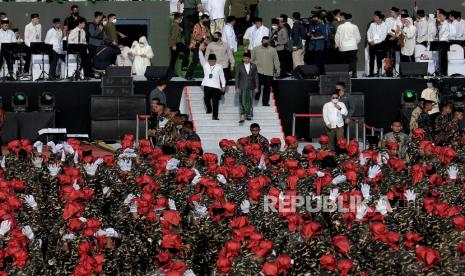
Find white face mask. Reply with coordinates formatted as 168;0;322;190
139;43;145;47
331;99;339;104
112;19;117;24
103;21;108;26
272;25;278;29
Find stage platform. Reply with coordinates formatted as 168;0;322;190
1;77;464;142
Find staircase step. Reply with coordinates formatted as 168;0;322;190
194;120;280;127
192;114;279;120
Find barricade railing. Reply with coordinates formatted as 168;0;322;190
292;113;383;149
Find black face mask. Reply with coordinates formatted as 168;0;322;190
202;20;209;25
212;37;219;42
262;43;269;47
73;11;79;16
335;89;341;93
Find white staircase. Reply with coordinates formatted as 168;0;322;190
182;86;284;154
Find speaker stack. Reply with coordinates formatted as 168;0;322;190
90;66;146;140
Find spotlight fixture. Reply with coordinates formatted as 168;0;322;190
39;92;55;112
12;92;28;112
452;89;465;109
401;90;417;108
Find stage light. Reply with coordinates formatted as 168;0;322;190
39;92;55;112
12;92;28;112
403;90;416;103
452;90;465;109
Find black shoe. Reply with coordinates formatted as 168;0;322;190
254;95;260;101
6;76;15;81
186;76;193;80
246;116;252;120
263;103;270;106
212;117;219;120
368;74;374;77
239;119;245;124
206;111;212;114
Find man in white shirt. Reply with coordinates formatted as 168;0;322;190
0;20;17;79
68;18;92;78
248;18;270;51
415;10;428;46
335;13;361;78
437;9;449;75
44;18;63;80
222;16;237;52
243;24;256;53
367;11;388;77
323;92;348;150
207;0;225;33
458;12;465;41
385;7;402;38
449;11;464;43
199;43;226;120
24;13;41;74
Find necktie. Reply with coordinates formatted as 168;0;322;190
78;30;81;43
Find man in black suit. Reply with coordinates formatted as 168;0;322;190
235;52;259;123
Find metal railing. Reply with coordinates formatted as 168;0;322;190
291;113;383;149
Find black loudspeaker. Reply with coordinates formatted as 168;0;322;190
309;116;364;140
325;64;350;74
144;66;172;80
101;86;134;97
106;66;132;77
399;62;428;77
293;65;319;79
319;74;352;94
91;120;145;140
309;93;365;117
90;96;146;120
102;76;133;86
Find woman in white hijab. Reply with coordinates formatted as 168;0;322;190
400;17;416;62
132;36;154;76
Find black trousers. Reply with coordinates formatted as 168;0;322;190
249;4;258;19
169;42;188;74
185;47;200;79
223;67;232;82
48;51;60;79
369;43;385;75
277;49;292;76
309;50;325;74
24;46;31;73
341;50;357;77
182;8;198;64
257;74;273;105
325;47;339;64
234;17;247;45
204;86;221;118
0;49;14;74
438;41;450;76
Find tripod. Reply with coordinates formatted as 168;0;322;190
30;42;53;81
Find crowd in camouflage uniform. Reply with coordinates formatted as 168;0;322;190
1;122;465;275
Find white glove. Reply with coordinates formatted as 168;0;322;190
332;175;346;185
84;163;98;176
193;168;200;176
124;194;135;205
0;220;11;236
168;199;177;210
377;152;389;166
376;197;391;215
329;188;340;202
240;199;250;214
192;201;208;219
279;192;285;201
117;159;132;172
22;225;34;240
24;195;38;210
105;228;118;238
129;202;138;213
258;154;266;170
32;157;43;169
0;156;5;169
94;158;104;166
404;189;416;202
63;143;75;155
356;203;369;220
191;175;202;185
119;148;137;159
360;183;371;200
448;166;459;180
55;143;64;152
72;180;80;191
216;174;227;184
60;150;66;162
316;171;325;177
159;118;169;128
368;165;381;179
48;164;61;177
73;151;79;164
184;269;196;276
62;233;75;241
95;229;107;237
47;141;57;154
78;217;87;223
33;141;43;154
102;186;110;195
359;154;369;166
166;158;180;171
